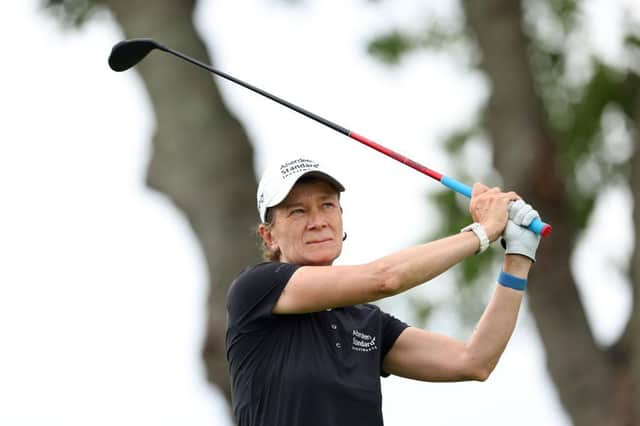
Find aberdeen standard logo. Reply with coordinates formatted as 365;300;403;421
352;329;378;352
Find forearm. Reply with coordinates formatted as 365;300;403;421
373;231;480;295
275;231;482;313
464;255;531;378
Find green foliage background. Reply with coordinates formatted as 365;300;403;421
367;0;639;330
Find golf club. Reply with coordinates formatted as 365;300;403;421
108;38;551;237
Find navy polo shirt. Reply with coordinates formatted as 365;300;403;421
225;262;408;426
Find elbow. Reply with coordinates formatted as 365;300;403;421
379;276;402;298
463;355;497;382
469;366;493;382
370;261;402;298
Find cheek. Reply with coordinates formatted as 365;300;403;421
332;213;344;230
272;225;301;248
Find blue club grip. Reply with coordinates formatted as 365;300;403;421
440;175;473;198
440;175;551;237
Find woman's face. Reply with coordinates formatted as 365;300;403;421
262;180;343;266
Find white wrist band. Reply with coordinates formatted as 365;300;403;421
460;222;490;254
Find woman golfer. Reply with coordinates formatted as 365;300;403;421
225;157;541;426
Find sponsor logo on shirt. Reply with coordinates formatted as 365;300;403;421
352;329;378;352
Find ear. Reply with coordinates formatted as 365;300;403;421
258;223;279;252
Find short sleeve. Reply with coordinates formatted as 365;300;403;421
226;262;300;330
379;310;409;377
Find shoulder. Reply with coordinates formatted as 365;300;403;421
230;262;299;291
226;262;301;311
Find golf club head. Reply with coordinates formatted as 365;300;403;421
108;38;161;72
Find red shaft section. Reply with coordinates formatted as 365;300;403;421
348;132;443;181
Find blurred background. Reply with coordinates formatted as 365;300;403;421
2;0;639;425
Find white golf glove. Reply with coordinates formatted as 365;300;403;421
501;200;541;262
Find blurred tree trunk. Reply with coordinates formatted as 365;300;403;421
630;94;640;422
463;0;636;424
100;0;258;411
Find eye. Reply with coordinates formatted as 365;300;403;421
322;202;336;209
289;208;305;216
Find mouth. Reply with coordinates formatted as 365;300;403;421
305;238;333;245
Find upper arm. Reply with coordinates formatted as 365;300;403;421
227;262;299;325
382;327;484;382
272;263;391;314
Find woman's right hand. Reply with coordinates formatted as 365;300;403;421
469;183;518;242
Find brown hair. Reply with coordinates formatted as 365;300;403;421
256;208;281;261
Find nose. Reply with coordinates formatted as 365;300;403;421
307;209;328;229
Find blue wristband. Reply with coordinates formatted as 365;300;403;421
498;271;527;291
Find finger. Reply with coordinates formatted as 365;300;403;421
472;182;489;198
513;203;533;224
522;208;540;227
505;191;520;201
508;200;525;219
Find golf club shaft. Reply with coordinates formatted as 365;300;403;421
153;42;551;237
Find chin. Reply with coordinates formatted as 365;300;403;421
306;245;341;266
307;258;336;266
